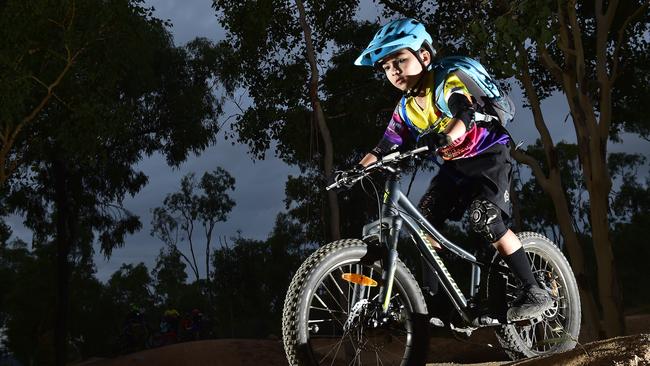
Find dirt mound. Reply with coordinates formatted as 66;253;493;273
77;314;650;366
77;335;650;366
511;333;650;366
79;339;289;366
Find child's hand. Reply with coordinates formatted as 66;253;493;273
417;132;451;152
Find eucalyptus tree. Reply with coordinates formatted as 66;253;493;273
210;0;391;242
379;0;649;338
513;143;650;312
1;0;223;363
151;168;235;282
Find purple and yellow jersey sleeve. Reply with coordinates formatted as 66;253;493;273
374;71;509;160
384;106;411;146
370;106;411;156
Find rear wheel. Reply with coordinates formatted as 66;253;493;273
490;232;581;359
282;239;429;366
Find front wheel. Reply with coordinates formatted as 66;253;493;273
282;239;429;366
491;232;582;359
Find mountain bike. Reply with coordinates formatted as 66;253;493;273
281;146;581;366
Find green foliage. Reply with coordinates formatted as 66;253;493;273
0;0;224;361
0;243;111;363
211;214;307;337
610;176;650;310
3;0;223;256
0;245;52;364
514;140;588;237
211;1;401;244
151;247;188;307
106;263;154;310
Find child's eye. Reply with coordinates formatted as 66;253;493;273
397;58;406;64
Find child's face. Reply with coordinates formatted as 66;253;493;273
380;49;429;92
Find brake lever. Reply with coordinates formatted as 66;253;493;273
326;146;430;191
326;169;365;191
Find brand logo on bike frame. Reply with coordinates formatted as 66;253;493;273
417;230;467;305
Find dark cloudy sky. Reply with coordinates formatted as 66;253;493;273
7;0;648;281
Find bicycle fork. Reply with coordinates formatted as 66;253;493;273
375;176;406;315
377;216;403;314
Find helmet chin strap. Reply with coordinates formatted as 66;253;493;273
405;50;431;98
405;71;427;98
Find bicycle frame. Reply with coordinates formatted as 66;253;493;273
362;171;484;324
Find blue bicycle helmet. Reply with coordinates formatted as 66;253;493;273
354;18;435;68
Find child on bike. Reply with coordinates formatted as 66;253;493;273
354;18;552;321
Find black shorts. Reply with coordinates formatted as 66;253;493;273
418;142;513;225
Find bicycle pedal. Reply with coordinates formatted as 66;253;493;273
511;315;543;326
429;317;444;328
449;322;476;338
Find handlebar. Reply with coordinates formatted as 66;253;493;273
326;146;431;191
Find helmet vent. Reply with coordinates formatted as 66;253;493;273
373;48;383;55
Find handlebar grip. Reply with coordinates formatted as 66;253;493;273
326;182;340;191
412;146;429;154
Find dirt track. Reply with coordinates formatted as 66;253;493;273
75;335;650;366
75;314;650;366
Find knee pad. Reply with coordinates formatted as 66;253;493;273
469;199;508;243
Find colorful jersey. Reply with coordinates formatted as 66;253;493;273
378;71;509;160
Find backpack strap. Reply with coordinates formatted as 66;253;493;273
400;96;421;140
432;68;451;117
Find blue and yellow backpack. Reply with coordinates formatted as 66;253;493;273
431;56;515;128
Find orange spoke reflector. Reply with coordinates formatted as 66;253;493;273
341;273;378;287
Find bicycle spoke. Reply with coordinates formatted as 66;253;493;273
319;334;345;365
313;293;347;329
329;272;348;299
510;249;577;353
323;281;349;315
310;306;347;314
307;261;410;366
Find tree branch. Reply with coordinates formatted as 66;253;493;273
511;148;550;192
172;245;198;280
556;2;577;61
566;0;587;93
295;0;340;240
376;0;418;18
595;0;616;143
611;0;650;83
0;41;84;186
516;43;558;171
596;0;619;37
539;44;564;85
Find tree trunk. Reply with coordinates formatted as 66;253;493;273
295;0;340;241
555;0;625;337
53;159;70;366
513;45;602;340
586;153;625;337
512;148;601;341
509;164;523;232
546;172;601;341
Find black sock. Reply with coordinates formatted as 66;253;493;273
503;247;537;288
